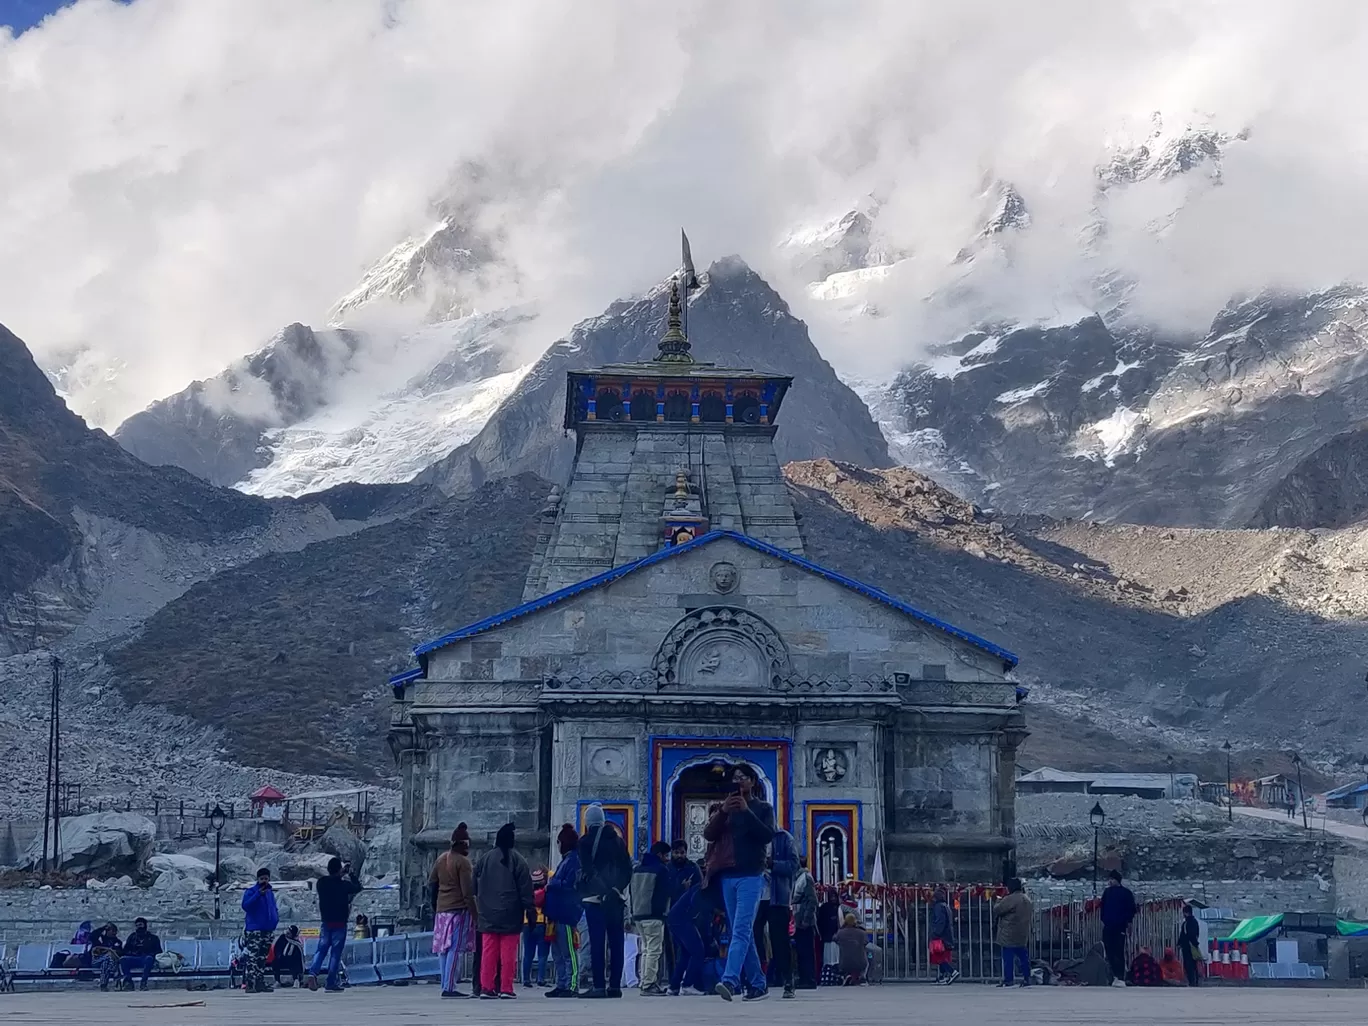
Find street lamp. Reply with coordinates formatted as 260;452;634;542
1222;741;1233;821
209;804;227;919
1166;754;1175;797
1291;754;1307;830
1089;802;1106;896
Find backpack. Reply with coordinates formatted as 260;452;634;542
156;951;186;973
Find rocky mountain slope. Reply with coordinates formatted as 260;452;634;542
786;460;1368;769
862;285;1368;530
114;323;365;487
419;256;892;494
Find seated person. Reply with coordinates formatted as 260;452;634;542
1055;941;1112;987
121;917;163;991
90;923;123;991
272;926;305;986
1126;946;1163;987
835;913;868;984
1159;946;1185;986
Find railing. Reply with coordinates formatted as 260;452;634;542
819;884;1188;982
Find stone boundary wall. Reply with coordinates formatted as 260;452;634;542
0;885;400;943
1024;877;1332;917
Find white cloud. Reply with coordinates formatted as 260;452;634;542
3;0;1368;425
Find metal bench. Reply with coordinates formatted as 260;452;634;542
10;944;52;983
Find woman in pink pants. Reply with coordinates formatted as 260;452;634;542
474;822;536;998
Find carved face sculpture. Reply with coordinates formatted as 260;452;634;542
709;561;738;594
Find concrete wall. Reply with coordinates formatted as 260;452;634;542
1025;877;1334;917
0;886;400;943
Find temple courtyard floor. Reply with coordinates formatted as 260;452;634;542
2;982;1365;1025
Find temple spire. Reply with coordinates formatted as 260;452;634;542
655;277;693;363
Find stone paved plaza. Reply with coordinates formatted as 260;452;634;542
2;984;1365;1025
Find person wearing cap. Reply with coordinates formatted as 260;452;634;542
473;822;535;999
522;866;551;987
430;823;476;998
121;917;162;991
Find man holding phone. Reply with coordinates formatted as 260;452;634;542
703;764;775;1002
308;857;363;992
241;868;279;993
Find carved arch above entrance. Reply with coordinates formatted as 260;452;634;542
651;606;791;691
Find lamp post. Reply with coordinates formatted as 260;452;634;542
1089;801;1106;896
1291;754;1307;830
209;804;227;919
1166;754;1175;797
1222;741;1233;821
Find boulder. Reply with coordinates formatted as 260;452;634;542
148;852;215;891
17;812;156;875
318;824;366;876
268;851;333;881
363;825;400;883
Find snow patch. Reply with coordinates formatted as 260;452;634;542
996;379;1052;404
237;363;530;497
807;264;894;301
1082;358;1142;392
1073;407;1146;466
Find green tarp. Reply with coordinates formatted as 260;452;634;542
1337;919;1368;936
1222;914;1284;943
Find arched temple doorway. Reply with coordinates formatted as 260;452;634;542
671;759;770;862
816;824;850;884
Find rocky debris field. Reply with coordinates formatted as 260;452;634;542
786;460;1368;776
0;650;398;818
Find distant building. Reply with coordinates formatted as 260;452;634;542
1016;766;1197;800
1323;781;1368;811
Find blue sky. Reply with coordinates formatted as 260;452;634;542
0;0;127;35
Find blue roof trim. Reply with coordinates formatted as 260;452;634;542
388;667;424;686
410;529;1018;669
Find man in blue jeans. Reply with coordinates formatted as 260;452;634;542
307;857;363;992
703;764;775;1001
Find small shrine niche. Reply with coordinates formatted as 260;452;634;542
662;469;708;547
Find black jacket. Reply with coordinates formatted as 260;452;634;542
1100;883;1137;930
123;929;162;958
317;872;363;925
577;826;633;903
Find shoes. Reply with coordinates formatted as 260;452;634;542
306;975;319;992
642;984;668;996
99;984;108;992
139;983;148;992
441;990;468;998
742;986;769;1001
715;981;734;1002
479;992;497;1000
782;985;795;999
606;987;623;998
499;992;516;1000
667;988;681;996
323;986;345;993
580;988;608;999
544;988;576;998
1018;981;1030;988
1111;979;1128;988
255;983;274;994
948;969;961;985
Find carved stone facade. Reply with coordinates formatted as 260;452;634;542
388;288;1028;920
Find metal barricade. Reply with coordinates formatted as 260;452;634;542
816;884;1188;983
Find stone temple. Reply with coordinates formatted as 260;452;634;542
388;271;1027;920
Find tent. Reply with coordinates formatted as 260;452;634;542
1222;915;1284;944
1336;920;1368;936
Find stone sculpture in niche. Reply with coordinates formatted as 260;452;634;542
814;747;849;783
709;561;738;594
652;606;791;690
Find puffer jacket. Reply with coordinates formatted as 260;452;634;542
993;890;1033;948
